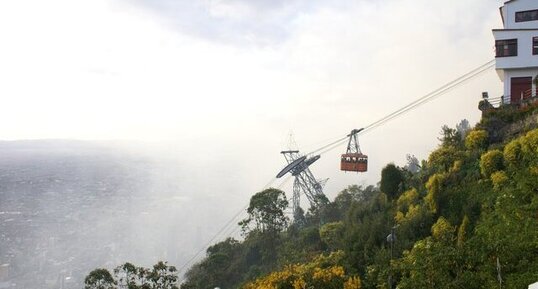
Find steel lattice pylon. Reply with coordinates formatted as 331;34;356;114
345;128;364;154
279;150;326;219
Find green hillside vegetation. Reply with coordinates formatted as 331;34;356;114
85;106;538;289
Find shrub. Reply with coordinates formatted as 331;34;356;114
465;129;488;150
425;173;445;214
479;150;504;178
490;170;509;190
431;217;455;243
242;252;361;289
429;146;459;172
520;129;538;164
503;139;522;167
320;222;345;251
396;188;419;213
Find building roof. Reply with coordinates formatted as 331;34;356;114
493;28;538;31
504;0;538;4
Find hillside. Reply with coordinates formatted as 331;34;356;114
178;104;538;289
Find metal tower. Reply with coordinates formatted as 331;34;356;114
276;150;327;218
345;128;364;154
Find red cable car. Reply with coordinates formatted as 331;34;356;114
341;128;368;172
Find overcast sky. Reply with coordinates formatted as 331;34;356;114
0;0;505;189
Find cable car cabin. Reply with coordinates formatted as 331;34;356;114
341;153;368;172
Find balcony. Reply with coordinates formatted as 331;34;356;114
493;29;538;70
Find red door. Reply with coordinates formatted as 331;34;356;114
511;77;532;104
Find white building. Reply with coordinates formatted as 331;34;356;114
493;0;538;104
529;281;538;289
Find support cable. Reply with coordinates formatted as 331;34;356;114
177;175;292;278
362;60;495;134
177;59;495;280
307;59;495;156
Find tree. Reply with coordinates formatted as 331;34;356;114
404;154;420;174
86;262;180;289
292;206;307;227
180;238;243;289
439;125;462;147
424;173;445;215
239;188;289;235
456;119;471;141
114;262;138;289
456;215;470;248
380;164;404;200
147;261;179;289
85;268;116;289
428;146;460;172
320;222;345;251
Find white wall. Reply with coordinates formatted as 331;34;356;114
495;0;538;103
493;30;538;70
504;0;538;29
502;68;538;102
529;281;538;289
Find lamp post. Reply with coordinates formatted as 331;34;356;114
386;225;397;289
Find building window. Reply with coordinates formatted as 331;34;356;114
516;9;538;22
495;39;518;57
534;37;538;55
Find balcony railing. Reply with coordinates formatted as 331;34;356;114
481;88;538;110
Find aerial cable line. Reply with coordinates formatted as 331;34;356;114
308;135;349;155
361;60;495;134
262;177;278;191
220;174;295;247
177;175;292;278
307;59;495;156
188;58;494;269
301;134;351;153
176;203;249;275
316;138;349;156
177;59;495;280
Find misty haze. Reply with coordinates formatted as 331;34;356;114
0;140;249;288
2;0;537;288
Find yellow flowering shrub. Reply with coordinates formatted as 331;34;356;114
503;139;521;167
519;129;538;164
395;211;405;223
312;266;345;282
242;252;361;289
425;173;445;214
479;149;504;178
465;129;488;150
293;278;306;289
396;188;419;213
450;160;463;173
431;217;455;243
490;170;509;190
344;276;361;289
503;129;538;168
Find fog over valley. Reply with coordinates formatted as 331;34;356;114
0;140;257;288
